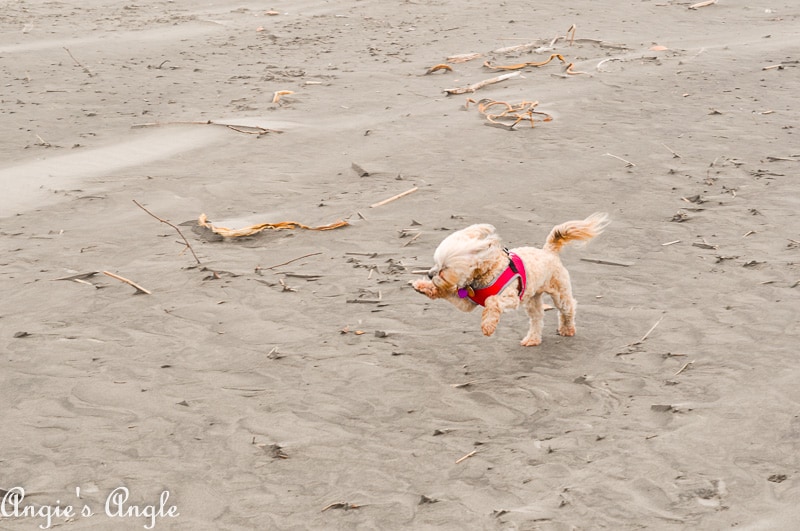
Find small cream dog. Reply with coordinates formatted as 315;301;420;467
411;213;609;346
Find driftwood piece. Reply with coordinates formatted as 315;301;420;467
483;53;567;71
492;41;547;55
271;90;294;103
424;64;453;75
370;187;418;208
466;98;553;129
103;271;151;295
444;72;521;95
445;53;482;63
689;0;717;9
198;214;348;238
455;450;478;464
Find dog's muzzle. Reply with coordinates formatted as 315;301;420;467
427;268;437;279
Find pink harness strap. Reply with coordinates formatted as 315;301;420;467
457;252;527;307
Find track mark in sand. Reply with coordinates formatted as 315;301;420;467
0;128;226;216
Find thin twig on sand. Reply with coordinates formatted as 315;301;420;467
662;143;681;158
321;502;361;512
674;360;695;376
637;316;664;345
455;450;477;464
133;199;201;265
618;316;664;353
131;120;282;137
604;153;636;167
262;252;322;271
370;187;418;208
580;258;633;267
102;271;151;295
63;47;94;77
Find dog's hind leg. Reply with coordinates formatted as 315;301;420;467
520;292;545;346
550;286;577;337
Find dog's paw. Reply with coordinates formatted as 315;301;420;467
411;279;437;298
520;335;542;347
481;319;497;337
557;325;576;337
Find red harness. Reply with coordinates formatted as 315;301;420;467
457;251;527;306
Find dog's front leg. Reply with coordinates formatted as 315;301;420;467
481;291;519;336
411;279;477;312
481;301;501;336
410;278;441;299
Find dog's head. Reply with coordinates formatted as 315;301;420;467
426;224;504;293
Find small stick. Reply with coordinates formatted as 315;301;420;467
224;125;270;136
63;47;94;77
483;54;566;71
492;41;542;54
604;153;636;167
424;64;453;75
661;240;681;246
689;0;717;9
580;258;633;267
596;57;621;72
566;24;576;45
674;360;695;376
765;156;799;162
321;502;360;512
54;271;100;281
271;90;293;103
444;72;520;95
564;62;589;75
638;316;664;344
455;450;477;464
445;52;482;63
575;38;628;49
402;233;421;247
662;143;681;158
131;120;282;137
103;271;151;294
622;315;664;349
133;200;201;265
370;187;418;208
263;252;322;271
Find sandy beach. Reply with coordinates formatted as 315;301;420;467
1;0;799;528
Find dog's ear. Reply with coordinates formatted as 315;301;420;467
462;224;496;241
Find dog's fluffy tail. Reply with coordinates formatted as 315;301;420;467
544;212;610;253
